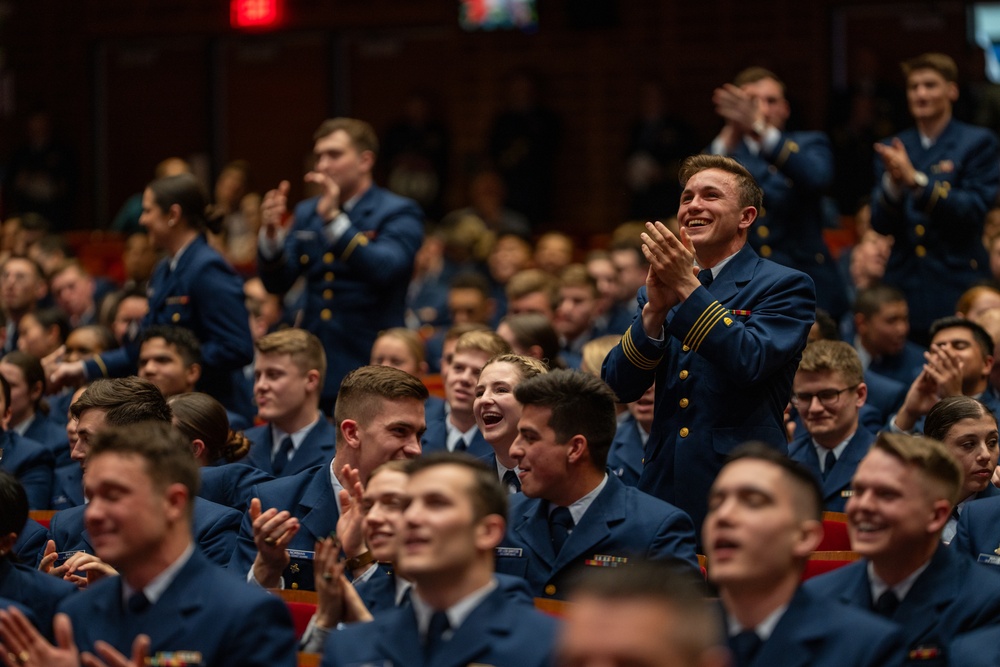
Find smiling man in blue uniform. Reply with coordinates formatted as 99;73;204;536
258;118;424;412
602;154;815;533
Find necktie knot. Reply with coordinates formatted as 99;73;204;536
424;610;450;657
874;590;899;617
127;591;151;614
823;450;837;480
502;469;521;494
549;506;574;554
272;436;294;475
698;269;714;287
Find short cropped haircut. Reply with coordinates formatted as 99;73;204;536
140;325;202;367
505;269;559;306
453;330;511;358
559;264;599;298
872;432;962;505
313;117;379;157
930;316;995;360
514;369;618;470
88;421;200;519
70;377;172;425
334;365;429;444
797;340;864;386
405;452;507;523
481;353;549;385
256;328;327;387
854;284;907;319
902;52;958;83
726;441;823;521
449;272;492;299
567;560;721;663
678;155;763;211
443;322;490;344
925;396;997;443
733;65;785;93
0;471;28;538
812;308;840;341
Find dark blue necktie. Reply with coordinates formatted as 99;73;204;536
549;506;574;554
823;450;837;480
424;610;450;658
699;269;714;287
503;469;521;494
728;629;761;667
127;591;151;614
272;436;294;475
874;590;899;617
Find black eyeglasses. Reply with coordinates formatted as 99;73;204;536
790;385;858;409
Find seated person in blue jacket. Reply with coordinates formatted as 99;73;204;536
320;452;559;667
805;433;1000;664
557;560;727;667
0;421;297;667
890;317;997;434
923;396;999;544
705;442;903;667
498;369;699;600
788;340;874;512
0;373;53;510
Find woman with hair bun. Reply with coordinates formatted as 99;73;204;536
50;173;254;420
168;392;272;509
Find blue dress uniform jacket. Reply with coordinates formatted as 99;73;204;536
198;463;273;510
50;497;241;568
420;399;492;459
723;131;848;320
952;494;1000;561
788;428;875;512
49;463;83;510
0;557;76;640
496;474;699;600
805;544;1000;666
12;518;50;567
602;244;815;532
356;569;534;615
228;464;340;588
740;587;904;667
949;625;1000;667
243;419;336;478
83;235;254;418
57;549;297;667
607;414;644;486
0;430;54;510
24;414;70;468
320;584;558;667
258;187;424;404
871;119;1000;335
867;342;926;388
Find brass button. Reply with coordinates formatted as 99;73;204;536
291;583;299;590
915;224;925;237
544;584;556;596
321;309;333;320
760;245;772;257
299;254;309;265
171;313;180;322
757;225;769;239
323;289;333;299
679;370;689;380
679;398;689;408
325;272;335;282
679;427;690;438
915;245;926;257
815;253;825;264
323;252;334;263
682;345;690;352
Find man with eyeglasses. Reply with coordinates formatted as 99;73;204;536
788;340;872;511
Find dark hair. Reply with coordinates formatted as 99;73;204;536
925;396;997;442
514;369;618;470
88;421;200;518
147;173;219;235
140;325;202;367
500;313;563;369
168;392;250;463
67;325;117;354
901;52;958;83
0;351;47;414
812;309;839;341
726;442;823;521
678;155;763;211
0;374;11;414
26;307;71;346
854;284;907;318
733;66;785;93
405;452;507;523
334;366;429;444
313;117;379;156
0;471;28;541
449;271;492;299
70;377;172;425
930;316;995;360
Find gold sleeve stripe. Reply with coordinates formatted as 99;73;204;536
621;326;661;370
688;308;729;351
92;355;109;379
341;233;369;261
775;139;799;167
683;301;726;349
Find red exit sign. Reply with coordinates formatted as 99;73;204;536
231;0;283;29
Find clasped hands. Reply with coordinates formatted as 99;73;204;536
640;221;702;338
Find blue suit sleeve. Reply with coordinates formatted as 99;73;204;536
324;201;424;286
188;259;254;372
601;290;659;403
649;507;700;573
760;131;834;193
